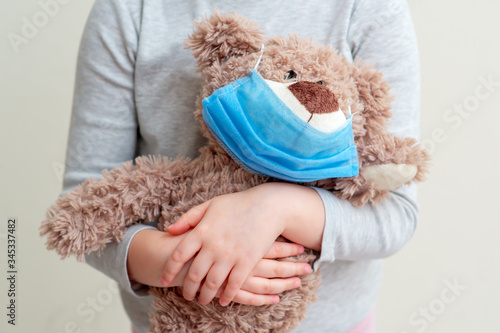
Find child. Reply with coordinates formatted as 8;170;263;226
63;0;421;332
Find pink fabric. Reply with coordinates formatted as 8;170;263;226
131;308;375;333
344;308;376;333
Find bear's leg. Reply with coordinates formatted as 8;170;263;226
361;163;417;191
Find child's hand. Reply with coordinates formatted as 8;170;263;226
127;229;311;307
201;241;312;305
161;183;310;306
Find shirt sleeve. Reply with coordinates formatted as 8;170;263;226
61;0;154;297
313;0;421;268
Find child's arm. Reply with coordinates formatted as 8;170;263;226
161;182;325;306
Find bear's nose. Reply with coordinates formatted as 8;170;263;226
287;81;339;114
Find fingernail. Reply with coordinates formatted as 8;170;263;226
304;264;312;274
294;278;301;288
160;277;170;286
298;246;304;253
272;296;280;304
220;299;229;306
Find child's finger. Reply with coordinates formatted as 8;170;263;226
166;200;212;235
241;276;301;295
198;263;233;305
231;289;280;306
161;237;202;286
219;265;252;306
263;241;304;259
252;259;312;278
182;252;214;301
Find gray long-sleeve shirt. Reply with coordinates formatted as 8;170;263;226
60;0;421;332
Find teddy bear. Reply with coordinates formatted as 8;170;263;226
40;11;430;333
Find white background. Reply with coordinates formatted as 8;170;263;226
1;1;499;332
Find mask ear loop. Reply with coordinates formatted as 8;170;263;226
349;105;360;117
253;43;265;69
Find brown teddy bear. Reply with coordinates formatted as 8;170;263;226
40;11;429;333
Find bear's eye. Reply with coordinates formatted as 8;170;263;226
316;80;324;85
284;70;297;80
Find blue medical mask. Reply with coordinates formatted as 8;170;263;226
201;56;359;182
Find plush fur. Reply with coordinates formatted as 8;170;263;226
40;11;430;333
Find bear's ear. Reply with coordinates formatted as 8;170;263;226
184;11;265;71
